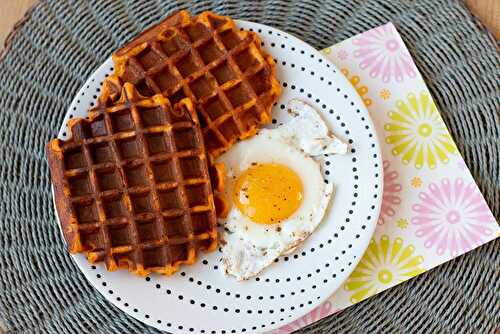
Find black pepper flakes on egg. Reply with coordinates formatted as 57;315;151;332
287;108;299;117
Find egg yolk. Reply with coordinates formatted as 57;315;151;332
233;163;303;224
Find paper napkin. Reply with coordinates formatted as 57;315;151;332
271;22;499;333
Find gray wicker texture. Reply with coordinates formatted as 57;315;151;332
0;0;499;333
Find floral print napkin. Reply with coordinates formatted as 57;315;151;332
271;22;499;333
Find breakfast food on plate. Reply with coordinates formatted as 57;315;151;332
46;83;217;276
218;99;348;280
47;9;350;281
109;10;281;161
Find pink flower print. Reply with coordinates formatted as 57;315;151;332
412;178;496;257
271;301;338;334
378;160;402;225
338;49;348;60
353;23;416;82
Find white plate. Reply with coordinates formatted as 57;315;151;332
54;20;383;334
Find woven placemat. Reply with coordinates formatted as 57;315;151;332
0;0;498;333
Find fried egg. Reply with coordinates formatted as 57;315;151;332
218;99;348;280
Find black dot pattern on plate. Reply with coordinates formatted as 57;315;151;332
91;262;351;333
66;24;382;334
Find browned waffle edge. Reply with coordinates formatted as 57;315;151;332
46;139;82;253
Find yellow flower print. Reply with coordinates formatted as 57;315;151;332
410;176;423;188
341;68;372;107
379;89;391;100
322;47;332;55
344;235;425;303
396;218;408;229
384;92;457;169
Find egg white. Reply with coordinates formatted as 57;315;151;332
218;134;331;280
217;99;347;280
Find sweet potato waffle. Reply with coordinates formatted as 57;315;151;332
112;10;281;161
47;83;217;276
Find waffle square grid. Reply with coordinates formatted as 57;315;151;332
47;83;217;276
